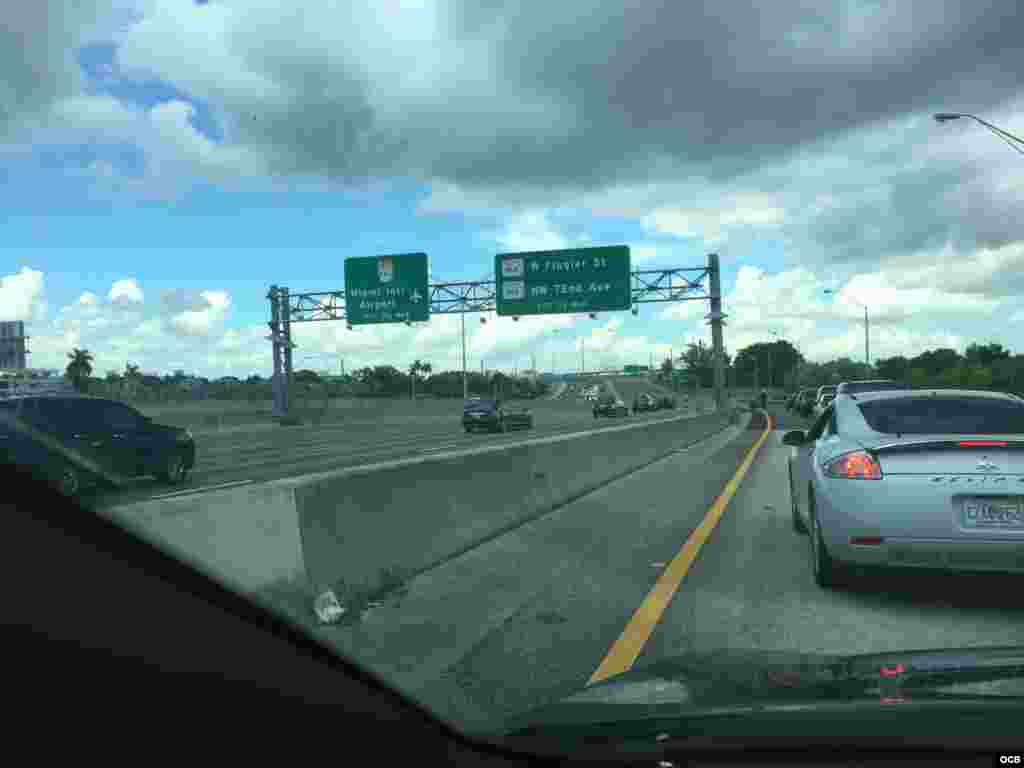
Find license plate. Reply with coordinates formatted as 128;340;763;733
962;497;1024;529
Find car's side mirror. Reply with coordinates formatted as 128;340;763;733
781;429;806;447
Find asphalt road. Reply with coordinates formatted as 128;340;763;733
93;378;719;509
300;402;1024;737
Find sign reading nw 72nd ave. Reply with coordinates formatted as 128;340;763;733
495;245;631;317
344;253;429;325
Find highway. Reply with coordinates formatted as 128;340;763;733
92;378;717;509
289;402;1024;736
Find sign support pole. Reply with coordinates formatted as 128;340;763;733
707;253;727;413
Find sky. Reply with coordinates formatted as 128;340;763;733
3;0;1024;379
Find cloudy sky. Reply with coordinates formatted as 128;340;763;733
3;0;1024;379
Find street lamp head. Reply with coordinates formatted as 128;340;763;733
934;113;963;123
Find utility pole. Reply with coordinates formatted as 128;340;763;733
864;305;870;378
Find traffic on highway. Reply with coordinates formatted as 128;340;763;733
11;0;1024;759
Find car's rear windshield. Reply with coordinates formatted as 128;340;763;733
839;381;904;394
464;400;496;411
858;396;1024;435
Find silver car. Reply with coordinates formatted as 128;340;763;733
783;389;1024;588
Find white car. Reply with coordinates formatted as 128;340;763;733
784;389;1024;589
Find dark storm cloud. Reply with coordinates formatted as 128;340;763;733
418;0;1024;188
0;3;112;137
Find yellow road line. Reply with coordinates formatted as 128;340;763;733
588;412;775;685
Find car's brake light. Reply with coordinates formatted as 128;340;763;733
824;450;882;480
959;440;1008;447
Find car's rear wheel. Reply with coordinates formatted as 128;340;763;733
159;451;189;485
789;465;806;535
809;491;844;589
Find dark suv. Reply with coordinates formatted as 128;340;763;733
0;395;196;497
462;399;533;433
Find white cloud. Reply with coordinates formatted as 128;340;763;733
0;268;46;322
161;288;231;338
109;278;144;304
492;210;570;253
643;193;786;246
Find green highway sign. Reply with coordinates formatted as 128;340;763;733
495;245;631;317
344;253;429;325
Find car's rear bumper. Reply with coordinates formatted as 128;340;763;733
827;536;1024;574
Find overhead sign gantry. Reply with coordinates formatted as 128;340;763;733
268;249;727;419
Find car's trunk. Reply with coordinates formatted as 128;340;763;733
855;434;1024;542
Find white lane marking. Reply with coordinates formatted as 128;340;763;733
148;479;253;499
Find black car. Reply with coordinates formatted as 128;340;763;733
0;394;196;497
656;394;676;410
632;393;659;413
794;388;818;417
594;397;629;418
462;399;533;433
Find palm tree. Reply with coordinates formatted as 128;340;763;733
123;363;142;399
66;349;94;392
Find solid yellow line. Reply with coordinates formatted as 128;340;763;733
588;412;775;686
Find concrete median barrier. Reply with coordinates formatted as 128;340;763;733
296;410;734;597
98;483;304;596
100;405;742;613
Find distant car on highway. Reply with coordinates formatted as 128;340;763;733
462;399;533;433
632;393;659;413
814;393;835;417
0;394;195;498
794;388;818;416
783;389;1024;589
593;396;629;418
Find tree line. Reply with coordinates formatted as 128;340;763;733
647;340;1023;395
62;350;549;402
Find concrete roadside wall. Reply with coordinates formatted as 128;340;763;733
99;483;304;596
296;410;733;595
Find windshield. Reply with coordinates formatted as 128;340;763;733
9;0;1024;753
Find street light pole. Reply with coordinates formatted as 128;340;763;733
863;305;869;379
824;289;870;378
934;113;1024;155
